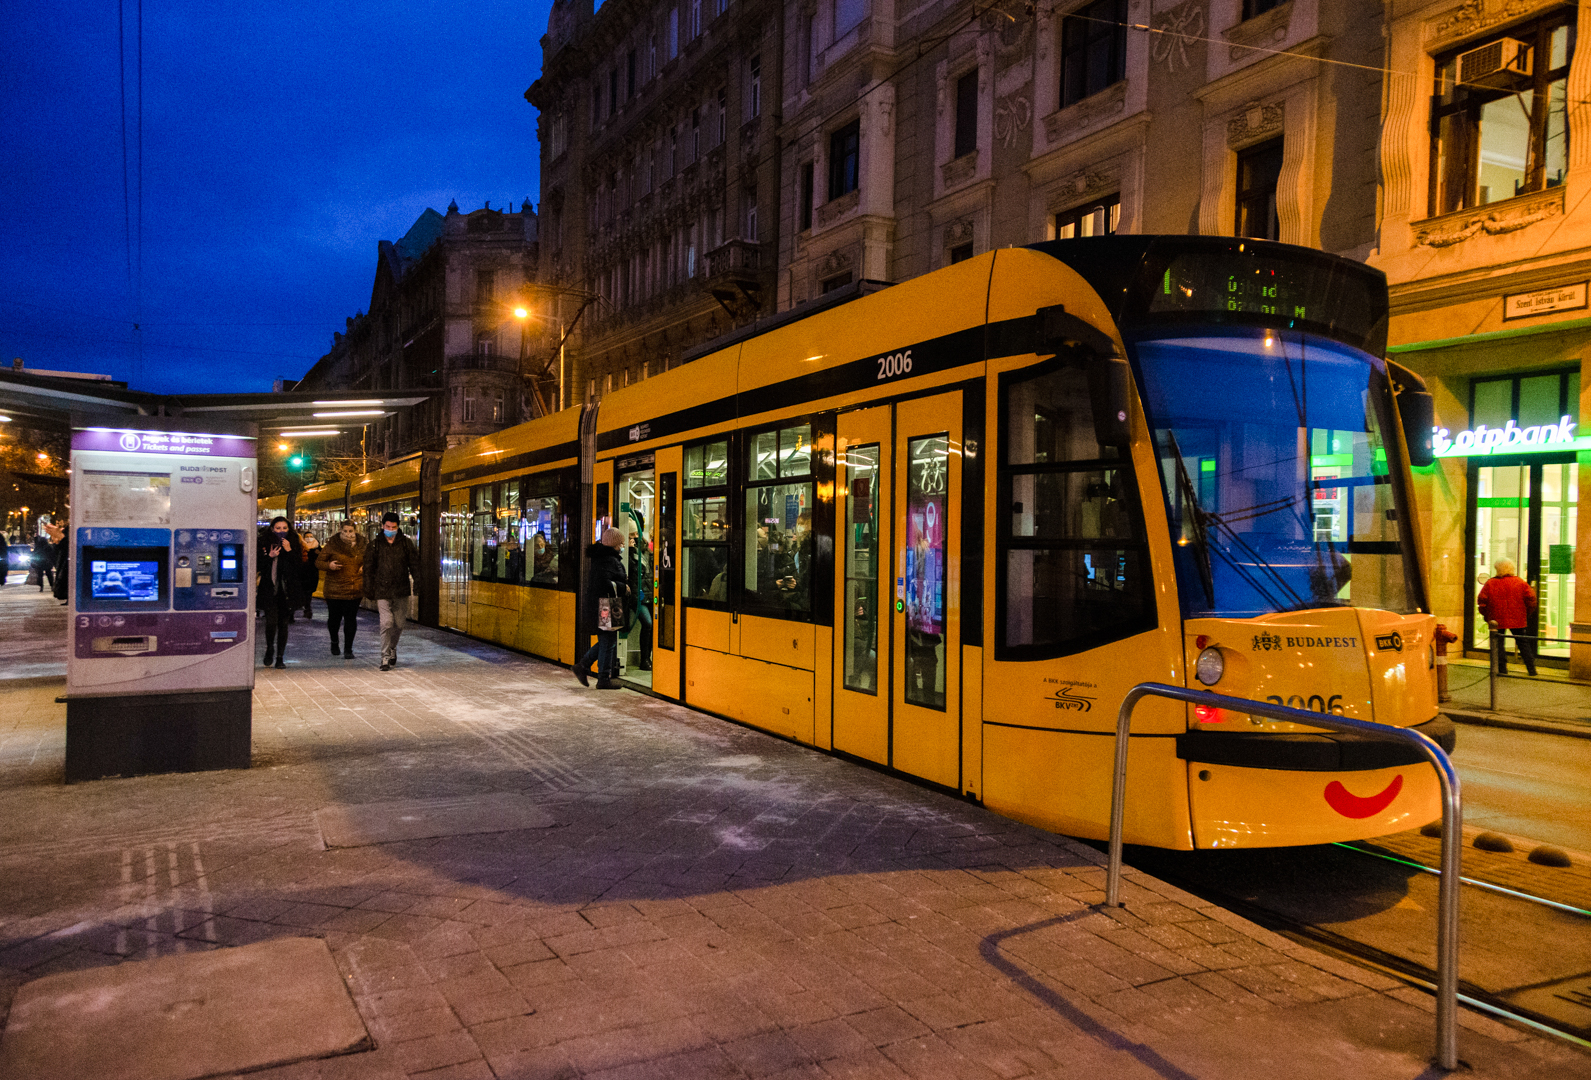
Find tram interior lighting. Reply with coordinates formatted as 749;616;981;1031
1194;647;1225;686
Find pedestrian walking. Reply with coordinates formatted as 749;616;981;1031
44;520;68;605
258;516;306;668
0;531;8;588
32;535;55;592
1478;558;1538;676
576;527;630;689
317;520;367;659
298;531;321;620
363;511;418;672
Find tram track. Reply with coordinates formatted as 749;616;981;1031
1111;839;1591;1051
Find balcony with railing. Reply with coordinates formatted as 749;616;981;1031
704;238;767;320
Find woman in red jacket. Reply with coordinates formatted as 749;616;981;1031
1477;559;1538;676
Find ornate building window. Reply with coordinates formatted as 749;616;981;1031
1430;12;1572;216
953;69;978;159
1236;138;1282;239
828;120;860;200
1059;0;1126;109
1056;194;1119;238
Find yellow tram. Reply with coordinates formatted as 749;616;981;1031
277;236;1450;850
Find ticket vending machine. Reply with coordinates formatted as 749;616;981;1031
65;420;257;781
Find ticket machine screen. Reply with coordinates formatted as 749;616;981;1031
217;543;243;584
80;545;169;608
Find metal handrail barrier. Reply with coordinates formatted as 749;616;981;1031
1106;683;1463;1071
1486;621;1588;711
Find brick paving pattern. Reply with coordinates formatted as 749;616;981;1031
0;586;1586;1078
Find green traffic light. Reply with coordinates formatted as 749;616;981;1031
288;455;306;470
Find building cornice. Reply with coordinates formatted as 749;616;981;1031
1387;250;1591;315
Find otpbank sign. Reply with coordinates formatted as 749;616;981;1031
1431;416;1586;458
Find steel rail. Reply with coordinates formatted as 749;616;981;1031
1106;683;1463;1071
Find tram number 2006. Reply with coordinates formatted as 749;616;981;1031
1265;694;1343;713
875;349;913;381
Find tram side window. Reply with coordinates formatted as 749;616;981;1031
472;484;498;581
744;423;814;617
684;440;731;602
522;484;564;586
500;480;523;585
999;362;1155;658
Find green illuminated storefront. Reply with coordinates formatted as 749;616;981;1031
1391;318;1591;670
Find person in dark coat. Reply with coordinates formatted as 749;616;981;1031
363;511;419;671
32;535;56;592
258;516;306;668
0;532;8;587
1477;558;1538;676
576;528;630;689
298;531;321;620
43;520;68;604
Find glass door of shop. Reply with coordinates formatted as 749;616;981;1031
1470;460;1577;657
615;462;656;688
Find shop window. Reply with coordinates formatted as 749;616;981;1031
954;69;978;159
1056;194;1120;238
1431;13;1571;216
683;439;731;602
997;360;1154;659
1060;0;1126;109
744;423;815;618
1236;138;1283;240
829;121;860;201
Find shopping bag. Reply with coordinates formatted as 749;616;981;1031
598;594;626;631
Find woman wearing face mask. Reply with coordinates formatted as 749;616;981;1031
257;516;306;668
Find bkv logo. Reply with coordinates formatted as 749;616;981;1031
1048;685;1096;712
1375;632;1403;653
1252;631;1282;652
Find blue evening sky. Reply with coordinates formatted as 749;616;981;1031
1;2;552;394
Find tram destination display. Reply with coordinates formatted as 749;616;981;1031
1139;243;1387;353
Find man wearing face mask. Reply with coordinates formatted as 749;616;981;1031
258;516;306;668
363;511;419;671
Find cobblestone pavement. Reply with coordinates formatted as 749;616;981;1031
1;586;1587;1079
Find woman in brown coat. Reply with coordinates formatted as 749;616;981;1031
316;520;368;658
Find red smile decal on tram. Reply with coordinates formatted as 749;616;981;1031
1323;774;1404;818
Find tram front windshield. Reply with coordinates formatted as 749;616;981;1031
1132;328;1420;619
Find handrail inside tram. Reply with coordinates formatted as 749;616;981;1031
1105;682;1463;1071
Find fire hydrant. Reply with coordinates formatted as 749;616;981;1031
1434;623;1459;701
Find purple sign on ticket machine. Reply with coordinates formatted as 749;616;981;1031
72;429;256;458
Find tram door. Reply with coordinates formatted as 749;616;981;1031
651;448;682;699
833;393;962;787
442;488;470;631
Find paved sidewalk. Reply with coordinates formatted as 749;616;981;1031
1446;659;1591;737
0;586;1587;1079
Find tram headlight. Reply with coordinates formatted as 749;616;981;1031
1194;647;1225;686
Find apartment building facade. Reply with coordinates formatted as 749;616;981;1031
1371;0;1591;671
296;201;542;463
528;0;784;403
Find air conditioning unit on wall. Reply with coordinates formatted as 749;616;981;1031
1457;37;1533;88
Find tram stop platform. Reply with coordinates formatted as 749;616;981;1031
0;584;1586;1079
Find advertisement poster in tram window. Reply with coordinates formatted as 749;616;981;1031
906;440;947;636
